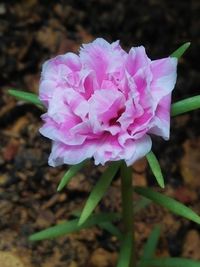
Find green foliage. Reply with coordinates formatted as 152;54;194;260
134;197;152;214
78;161;121;225
29;212;120;241
117;232;133;267
171;95;200;117
139;225;161;267
170;42;191;58
134;187;200;224
8;89;43;108
57;160;87;191
99;222;123;240
120;162;134;231
142;258;200;267
146;151;165;188
71;210;122;239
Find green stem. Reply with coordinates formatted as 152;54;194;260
120;161;135;267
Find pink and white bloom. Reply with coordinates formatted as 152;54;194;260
39;38;177;167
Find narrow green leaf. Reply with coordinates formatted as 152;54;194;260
142;257;200;267
99;222;123;240
139;225;161;267
72;210;122;239
171;95;200;117
29;212;120;241
57;160;87;191
134;187;200;224
78;161;121;225
134;197;152;214
170;42;191;58
8;89;43;108
117;232;133;267
71;210;82;217
146;151;165;188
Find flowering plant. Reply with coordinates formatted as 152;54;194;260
38;38;177;167
9;40;200;267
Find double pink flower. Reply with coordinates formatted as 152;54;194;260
39;38;177;166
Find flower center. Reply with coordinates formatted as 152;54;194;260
109;107;125;126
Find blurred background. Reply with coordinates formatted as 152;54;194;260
0;1;200;266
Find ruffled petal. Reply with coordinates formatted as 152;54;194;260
88;89;125;133
48;141;97;166
126;46;151;76
150;57;177;103
148;94;171;140
122;135;152;166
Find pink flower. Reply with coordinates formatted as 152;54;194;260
39;38;177;167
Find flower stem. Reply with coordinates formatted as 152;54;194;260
120;161;135;267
